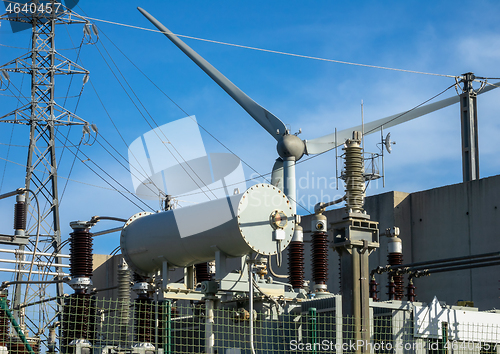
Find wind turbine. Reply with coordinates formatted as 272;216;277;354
138;7;499;215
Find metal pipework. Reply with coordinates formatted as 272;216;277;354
314;195;347;215
0;188;25;201
387;250;500;270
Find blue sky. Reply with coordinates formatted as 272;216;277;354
1;0;500;257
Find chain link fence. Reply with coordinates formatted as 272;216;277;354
0;296;499;354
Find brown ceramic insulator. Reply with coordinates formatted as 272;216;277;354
135;296;153;343
312;232;328;285
388;253;404;300
69;229;93;278
387;278;396;300
14;201;26;231
407;281;416;302
369;278;379;302
288;241;304;289
195;262;211;283
61;293;96;347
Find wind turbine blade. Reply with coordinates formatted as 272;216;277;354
138;7;287;140
305;81;500;155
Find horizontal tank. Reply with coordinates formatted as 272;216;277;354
121;183;294;275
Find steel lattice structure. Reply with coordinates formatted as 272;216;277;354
0;0;91;332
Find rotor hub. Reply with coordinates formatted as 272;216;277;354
277;134;306;161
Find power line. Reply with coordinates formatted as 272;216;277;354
297;83;457;166
53;134;155;212
0;155;152;196
81;14;460;79
91;33;218;202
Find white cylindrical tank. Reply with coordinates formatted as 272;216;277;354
121;183;294;275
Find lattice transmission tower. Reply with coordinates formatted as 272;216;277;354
0;0;95;331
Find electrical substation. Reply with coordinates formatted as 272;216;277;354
0;2;499;354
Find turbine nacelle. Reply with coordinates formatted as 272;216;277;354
277;133;306;161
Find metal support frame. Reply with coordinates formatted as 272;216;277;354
459;72;480;182
332;217;379;353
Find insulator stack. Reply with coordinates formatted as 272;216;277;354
195;262;211;283
134;295;153;344
0;295;10;347
312;231;329;290
117;259;131;344
407;279;416;302
69;227;93;278
369;276;379;301
13;195;26;232
118;259;131;304
288;241;304;289
388;254;404;300
387;234;404;300
388;277;396;300
61;293;96;348
343;134;365;213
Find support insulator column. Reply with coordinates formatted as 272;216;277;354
387;233;403;300
62;293;96;349
117;258;131;345
63;221;96;350
311;215;328;293
388;277;396;300
406;278;416;302
369;275;379;302
288;225;304;290
68;221;94;293
332;132;380;352
14;194;26;237
343;132;365;215
132;273;154;347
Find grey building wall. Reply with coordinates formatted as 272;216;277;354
297;174;500;310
